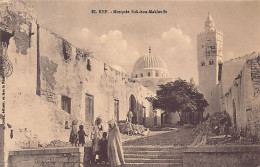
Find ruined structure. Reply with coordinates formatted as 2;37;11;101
0;1;156;166
198;13;260;139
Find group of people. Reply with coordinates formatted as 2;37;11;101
69;118;125;167
69;120;87;147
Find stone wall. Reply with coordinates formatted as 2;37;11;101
8;147;85;167
183;145;260;167
37;25;155;129
220;55;260;139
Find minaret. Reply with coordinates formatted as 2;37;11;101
197;12;223;114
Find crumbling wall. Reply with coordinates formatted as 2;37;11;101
246;57;260;139
8;147;85;167
221;55;260;139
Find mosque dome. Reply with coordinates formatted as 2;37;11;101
133;48;168;71
132;47;169;79
131;47;172;92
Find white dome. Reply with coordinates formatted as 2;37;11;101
133;53;168;71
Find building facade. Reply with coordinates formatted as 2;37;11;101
0;2;155;163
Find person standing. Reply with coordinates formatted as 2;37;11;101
127;110;133;123
78;125;88;147
69;120;78;147
98;132;108;164
91;117;103;163
107;120;125;167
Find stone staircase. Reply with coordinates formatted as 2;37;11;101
123;146;183;167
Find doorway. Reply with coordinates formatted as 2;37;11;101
129;95;137;124
85;94;94;125
114;99;119;122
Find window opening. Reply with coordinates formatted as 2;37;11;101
61;95;71;114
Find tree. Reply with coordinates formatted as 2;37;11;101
152;78;208;124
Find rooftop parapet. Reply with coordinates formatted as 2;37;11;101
198;29;223;37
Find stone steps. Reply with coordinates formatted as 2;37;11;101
124;150;182;155
88;163;183;167
125;158;183;163
123;146;183;167
124;163;183;167
88;146;184;166
124;154;182;159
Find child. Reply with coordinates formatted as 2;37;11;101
98;132;108;164
125;121;133;136
91;117;103;163
69;120;78;147
78;125;88;147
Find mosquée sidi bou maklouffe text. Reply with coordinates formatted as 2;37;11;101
91;9;168;14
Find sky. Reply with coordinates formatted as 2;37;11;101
27;0;260;83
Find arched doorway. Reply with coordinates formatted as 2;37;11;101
129;94;137;124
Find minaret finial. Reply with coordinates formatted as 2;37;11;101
149;46;151;54
204;12;215;31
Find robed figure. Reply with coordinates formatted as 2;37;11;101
107;120;125;167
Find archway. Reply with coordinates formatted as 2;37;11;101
129;94;137;124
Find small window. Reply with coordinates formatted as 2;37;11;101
218;63;223;81
61;95;71;114
141;73;143;77
62;40;71;61
209;60;214;65
148;72;150;77
156;73;159;77
135;74;138;78
87;59;91;71
201;61;205;66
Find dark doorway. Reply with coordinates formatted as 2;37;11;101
154;111;157;126
114;99;119;122
129;95;137;124
85;94;94;125
142;107;146;125
161;113;165;126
